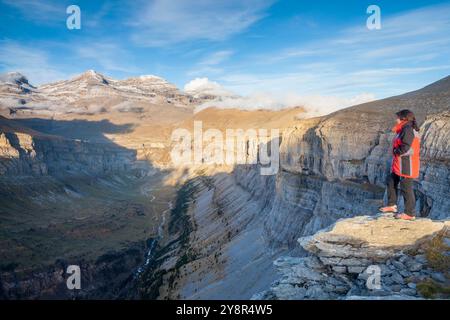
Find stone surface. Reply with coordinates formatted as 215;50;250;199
256;215;449;300
431;272;447;283
406;261;423;272
346;295;421;300
300;216;448;261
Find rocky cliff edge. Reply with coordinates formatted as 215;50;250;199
254;215;450;300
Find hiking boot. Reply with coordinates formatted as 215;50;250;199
394;213;416;221
379;205;398;213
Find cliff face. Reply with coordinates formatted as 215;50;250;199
248;78;450;298
144;77;450;299
0;122;136;177
418;112;450;219
135;165;282;299
264;81;450;248
0;241;147;299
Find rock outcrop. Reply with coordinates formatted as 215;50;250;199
255;216;450;300
0;129;136;176
0;72;35;94
0;241;147;299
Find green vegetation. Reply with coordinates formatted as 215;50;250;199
424;230;450;273
168;179;196;235
417;279;450;299
0;171;174;270
417;230;450;299
137;179;199;299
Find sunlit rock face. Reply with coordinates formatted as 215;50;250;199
262;77;450;249
418;112;450;220
263;171;383;249
143;77;450;299
265;112;450;247
0;128;136;176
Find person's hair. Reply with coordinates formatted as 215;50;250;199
396;109;420;131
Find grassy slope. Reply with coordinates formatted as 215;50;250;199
0;171;175;272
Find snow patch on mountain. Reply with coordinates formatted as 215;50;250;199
0;70;194;116
0;72;36;93
0;72;29;84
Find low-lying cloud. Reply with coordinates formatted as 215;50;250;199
185;78;376;116
184;77;235;98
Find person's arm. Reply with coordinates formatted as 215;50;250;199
394;125;414;155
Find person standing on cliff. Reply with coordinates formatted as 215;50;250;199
379;109;420;221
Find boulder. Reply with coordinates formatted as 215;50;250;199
299;216;449;263
255;215;449;300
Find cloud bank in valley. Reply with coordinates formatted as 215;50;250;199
184;77;376;116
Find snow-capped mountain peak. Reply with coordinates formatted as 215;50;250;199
0;70;196;116
70;69;111;85
0;72;36;95
0;72;31;86
138;75;165;81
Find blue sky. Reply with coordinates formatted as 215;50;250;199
1;0;450;108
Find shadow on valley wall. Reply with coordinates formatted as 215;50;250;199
15;118;135;144
0;116;173;299
1;112;448;299
0;118;144;176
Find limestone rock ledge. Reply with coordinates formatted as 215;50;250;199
253;215;449;300
0;131;136;176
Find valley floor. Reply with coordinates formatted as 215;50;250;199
0;169;175;298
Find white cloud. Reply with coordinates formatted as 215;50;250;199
195;90;376;116
349;66;450;78
198;50;234;66
233;3;450;98
184;77;234;98
0;39;141;85
186;78;376;116
332;3;450;46
187;50;234;77
0;41;70;85
195;92;282;112
286;93;376;117
129;0;275;46
76;42;139;73
1;0;64;24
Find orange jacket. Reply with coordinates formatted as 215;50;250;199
391;120;420;178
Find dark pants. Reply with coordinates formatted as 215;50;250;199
387;173;415;216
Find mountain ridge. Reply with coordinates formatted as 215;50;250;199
1;70;450;119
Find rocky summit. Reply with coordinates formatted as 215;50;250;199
254;216;450;300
